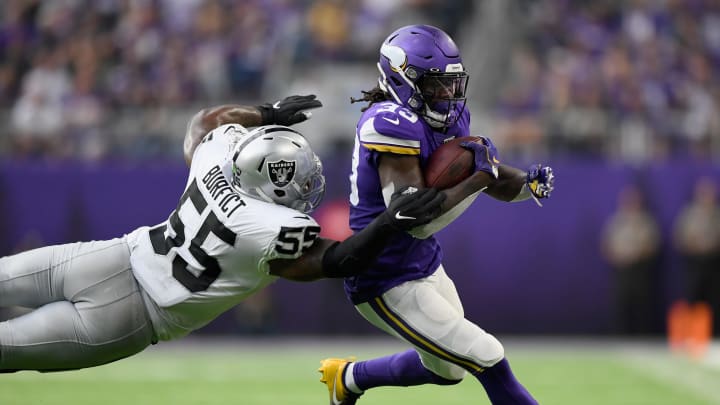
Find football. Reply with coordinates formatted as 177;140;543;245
424;136;481;189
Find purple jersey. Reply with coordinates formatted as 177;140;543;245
345;101;471;304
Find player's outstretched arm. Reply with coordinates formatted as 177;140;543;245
183;105;261;166
268;187;446;281
485;163;555;203
483;164;528;201
182;95;322;166
461;137;554;203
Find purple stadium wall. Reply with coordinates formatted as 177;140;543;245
1;159;718;335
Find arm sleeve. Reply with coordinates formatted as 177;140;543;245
321;212;396;278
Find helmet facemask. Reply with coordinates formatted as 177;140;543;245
416;71;468;129
287;155;325;213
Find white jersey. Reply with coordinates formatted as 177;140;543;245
127;124;320;339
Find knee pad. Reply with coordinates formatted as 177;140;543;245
450;320;505;368
468;331;505;367
418;320;505;378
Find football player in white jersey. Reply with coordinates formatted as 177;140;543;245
0;94;447;372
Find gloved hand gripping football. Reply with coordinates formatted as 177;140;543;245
256;94;323;126
460;136;500;179
380;186;446;231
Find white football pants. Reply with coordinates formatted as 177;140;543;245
355;266;504;380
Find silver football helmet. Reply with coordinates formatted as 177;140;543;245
231;125;325;213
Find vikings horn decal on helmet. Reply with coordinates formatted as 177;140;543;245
377;25;469;130
231;125;325;213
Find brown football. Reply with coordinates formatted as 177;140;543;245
423;136;481;190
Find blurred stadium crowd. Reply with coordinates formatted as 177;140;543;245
0;0;718;162
494;0;720;163
0;0;470;160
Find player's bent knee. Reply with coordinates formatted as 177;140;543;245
470;332;505;367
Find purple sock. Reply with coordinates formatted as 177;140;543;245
473;358;538;405
352;349;460;390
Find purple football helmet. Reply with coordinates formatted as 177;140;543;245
377;25;468;130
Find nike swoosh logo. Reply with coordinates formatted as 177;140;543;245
293;215;310;220
401;186;418;195
272;101;281;109
381;116;400;125
394;212;416;220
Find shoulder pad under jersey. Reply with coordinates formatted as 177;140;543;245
265;206;321;261
357;101;426;156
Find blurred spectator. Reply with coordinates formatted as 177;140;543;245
226;1;279;98
10;45;71;157
304;0;353;60
673;176;720;333
601;184;661;335
189;0;230;101
63;69;107;160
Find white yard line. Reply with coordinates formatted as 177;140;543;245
619;344;720;405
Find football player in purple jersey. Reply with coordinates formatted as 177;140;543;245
317;25;554;405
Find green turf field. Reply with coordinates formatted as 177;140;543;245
1;337;718;405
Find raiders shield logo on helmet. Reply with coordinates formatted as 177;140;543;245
267;160;296;187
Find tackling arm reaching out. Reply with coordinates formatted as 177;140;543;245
184;105;262;166
183;95;323;166
270;186;445;281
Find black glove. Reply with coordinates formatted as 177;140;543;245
256;94;323;126
380;186;446;231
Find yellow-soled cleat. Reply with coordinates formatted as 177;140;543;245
318;357;361;405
